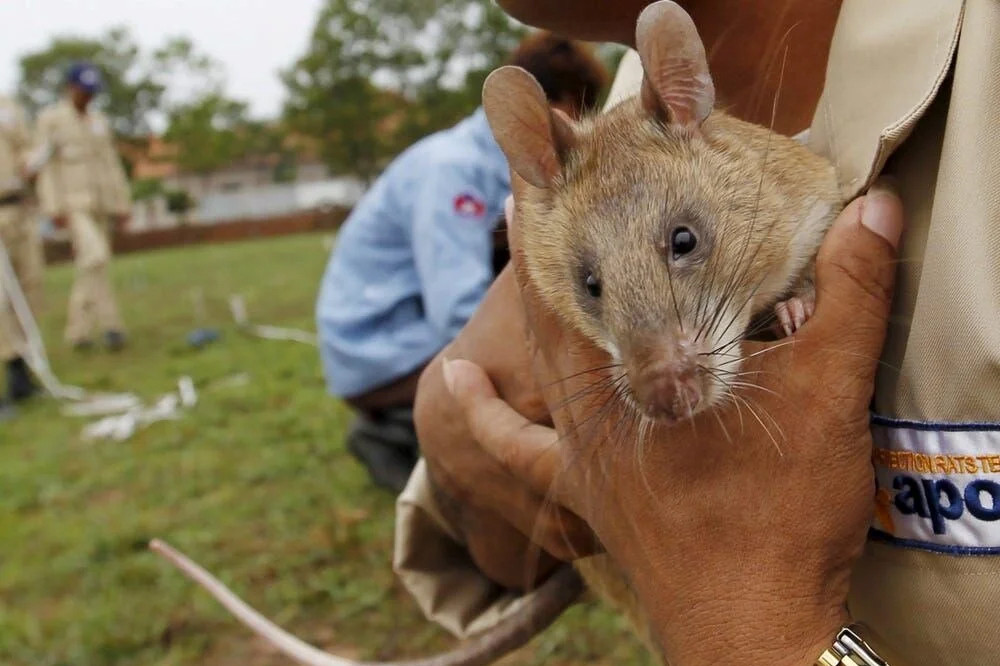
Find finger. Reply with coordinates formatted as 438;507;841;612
804;181;903;374
443;358;567;501
775;301;793;337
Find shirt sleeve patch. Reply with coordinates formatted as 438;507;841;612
453;192;487;218
869;416;1000;555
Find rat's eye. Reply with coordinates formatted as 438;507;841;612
670;227;697;258
584;272;602;298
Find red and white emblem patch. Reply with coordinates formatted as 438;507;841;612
453;193;486;218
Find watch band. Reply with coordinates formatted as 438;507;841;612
815;624;891;666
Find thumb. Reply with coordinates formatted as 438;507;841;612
807;180;903;371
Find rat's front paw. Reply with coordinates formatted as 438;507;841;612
774;290;815;337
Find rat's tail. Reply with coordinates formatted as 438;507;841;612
149;539;583;666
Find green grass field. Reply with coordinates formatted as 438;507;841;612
0;233;651;666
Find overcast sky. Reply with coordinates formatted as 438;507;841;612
0;0;323;119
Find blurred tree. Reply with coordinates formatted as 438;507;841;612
282;0;525;182
164;93;250;178
240;120;298;183
164;187;196;225
131;177;164;202
18;28;224;137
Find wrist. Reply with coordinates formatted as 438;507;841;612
615;541;851;666
665;592;849;666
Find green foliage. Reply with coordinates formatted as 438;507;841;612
163;98;302;186
164;94;250;176
131;178;164;202
273;153;299;183
163;188;195;214
239;121;301;184
0;234;653;665
282;0;525;182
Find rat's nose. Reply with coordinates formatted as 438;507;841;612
632;364;702;422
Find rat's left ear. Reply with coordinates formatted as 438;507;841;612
636;0;715;130
483;66;576;189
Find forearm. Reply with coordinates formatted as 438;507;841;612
496;0;648;45
495;0;841;135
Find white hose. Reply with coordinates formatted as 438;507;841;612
229;294;318;346
0;231;84;400
0;231;136;408
150;539;360;666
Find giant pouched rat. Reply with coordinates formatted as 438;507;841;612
485;1;842;424
150;2;844;664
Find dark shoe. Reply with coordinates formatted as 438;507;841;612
6;357;39;402
345;408;419;493
104;330;127;352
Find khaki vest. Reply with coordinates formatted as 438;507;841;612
35;99;131;218
810;1;1000;664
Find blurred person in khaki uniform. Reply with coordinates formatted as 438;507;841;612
36;62;130;352
0;93;44;411
393;1;1000;665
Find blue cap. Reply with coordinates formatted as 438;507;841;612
66;62;103;94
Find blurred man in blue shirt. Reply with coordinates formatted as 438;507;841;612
318;34;608;490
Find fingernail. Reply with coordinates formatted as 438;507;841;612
862;179;902;249
441;357;456;395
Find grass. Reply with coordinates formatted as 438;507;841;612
0;233;652;666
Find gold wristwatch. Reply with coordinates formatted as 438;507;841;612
815;624;893;666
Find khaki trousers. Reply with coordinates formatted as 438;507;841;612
0;205;44;362
65;210;123;344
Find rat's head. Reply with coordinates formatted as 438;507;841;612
485;1;838;423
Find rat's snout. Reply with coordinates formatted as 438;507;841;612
625;338;703;422
633;364;702;422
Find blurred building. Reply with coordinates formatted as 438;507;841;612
120;134;363;229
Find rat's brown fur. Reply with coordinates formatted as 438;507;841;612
514;96;841;418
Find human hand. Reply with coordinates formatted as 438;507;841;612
444;183;903;665
414;265;599;591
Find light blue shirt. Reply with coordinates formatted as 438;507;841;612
317;109;510;398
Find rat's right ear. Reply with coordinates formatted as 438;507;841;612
636;0;715;130
483;66;575;189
